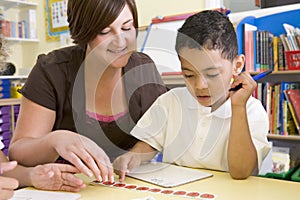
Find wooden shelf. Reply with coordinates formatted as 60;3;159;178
2;0;37;10
162;71;300;85
267;134;300;141
0;75;28;79
5;37;39;43
161;74;185;85
256;70;300;82
0;98;21;106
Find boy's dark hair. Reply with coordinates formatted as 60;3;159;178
175;10;238;62
68;0;138;47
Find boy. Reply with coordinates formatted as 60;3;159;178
114;10;270;180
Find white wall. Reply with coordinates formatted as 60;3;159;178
11;0;204;74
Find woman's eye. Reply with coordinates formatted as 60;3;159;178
122;27;132;31
184;74;194;78
99;31;110;35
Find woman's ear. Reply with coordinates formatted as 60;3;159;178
232;54;245;76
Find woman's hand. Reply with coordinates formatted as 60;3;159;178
0;161;19;200
48;130;114;182
30;163;85;192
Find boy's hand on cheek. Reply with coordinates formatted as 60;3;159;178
230;72;257;106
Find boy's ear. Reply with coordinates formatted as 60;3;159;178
232;54;245;76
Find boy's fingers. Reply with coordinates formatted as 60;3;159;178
61;173;85;188
1;161;18;173
118;170;127;182
0;176;19;189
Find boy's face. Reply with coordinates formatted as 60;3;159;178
179;48;234;111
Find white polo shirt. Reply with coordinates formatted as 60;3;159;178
131;87;270;172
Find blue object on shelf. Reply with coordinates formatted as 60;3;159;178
236;9;300;55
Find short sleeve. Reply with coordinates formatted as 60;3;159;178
131;92;170;151
19;54;57;110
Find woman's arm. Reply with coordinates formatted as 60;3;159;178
9;97;58;165
9;97;114;182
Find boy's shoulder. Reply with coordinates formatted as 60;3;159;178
167;87;189;96
158;87;193;102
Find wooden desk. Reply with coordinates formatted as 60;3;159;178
65;170;299;200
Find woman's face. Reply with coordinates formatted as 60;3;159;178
88;4;136;69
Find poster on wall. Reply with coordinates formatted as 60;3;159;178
45;0;69;41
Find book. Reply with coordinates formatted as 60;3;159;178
243;23;257;72
19;9;37;39
283;23;300;50
11;189;81;200
284;89;300;133
127;162;212;188
272;36;279;71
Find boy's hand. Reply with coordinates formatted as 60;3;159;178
113;152;142;182
0;161;19;200
229;72;257;106
30;163;86;192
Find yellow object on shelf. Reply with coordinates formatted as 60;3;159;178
10;81;23;99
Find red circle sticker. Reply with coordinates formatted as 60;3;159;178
200;193;215;198
161;190;174;194
186;192;200;197
173;191;187;195
124;185;137;189
102;181;115;185
92;180;101;183
113;183;126;187
136;187;149;191
149;188;161;193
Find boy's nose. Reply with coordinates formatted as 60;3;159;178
195;77;208;89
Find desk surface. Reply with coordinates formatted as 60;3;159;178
64;169;299;200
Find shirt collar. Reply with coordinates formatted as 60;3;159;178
187;90;232;118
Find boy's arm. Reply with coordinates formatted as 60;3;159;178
113;141;157;182
228;105;257;179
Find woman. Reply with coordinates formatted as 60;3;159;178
0;34;85;200
9;0;166;183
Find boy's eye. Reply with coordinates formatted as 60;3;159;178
206;74;219;78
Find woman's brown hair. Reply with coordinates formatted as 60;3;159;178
67;0;138;47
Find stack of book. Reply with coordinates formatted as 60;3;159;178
243;23;300;72
0;9;36;39
260;82;300;136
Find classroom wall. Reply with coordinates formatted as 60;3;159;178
15;0;205;74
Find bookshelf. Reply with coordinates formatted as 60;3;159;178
1;0;38;9
233;5;300;172
0;0;39;42
0;75;25;150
